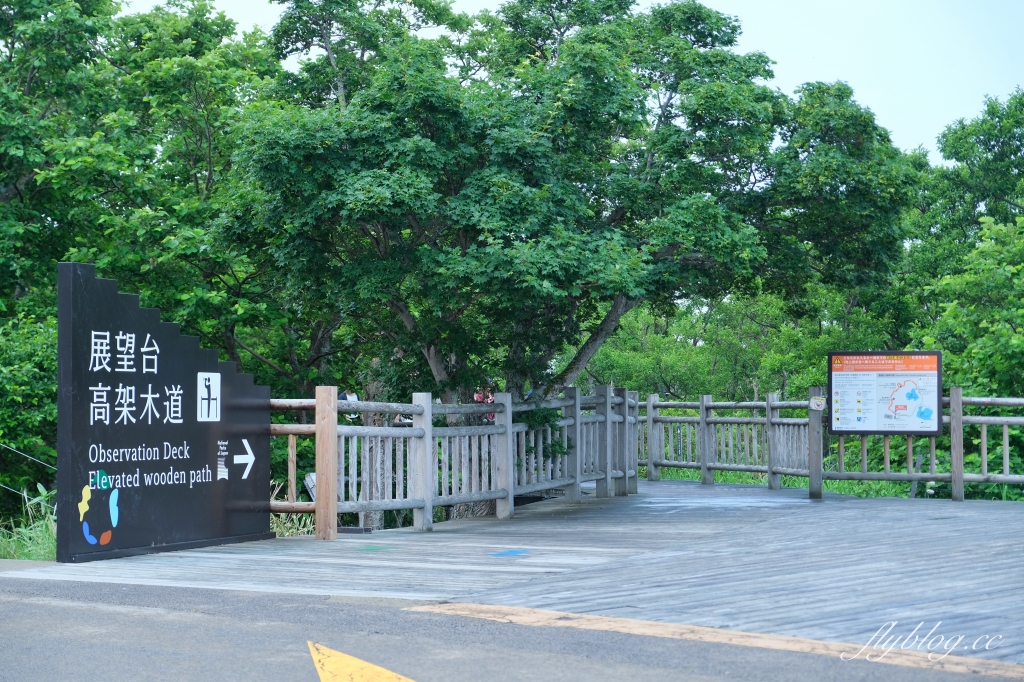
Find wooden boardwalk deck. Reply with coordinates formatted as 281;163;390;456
6;480;1024;666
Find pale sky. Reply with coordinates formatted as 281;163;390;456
123;0;1024;162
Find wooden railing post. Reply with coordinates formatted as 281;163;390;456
613;387;629;496
950;387;964;502
808;387;823;500
596;385;612;497
700;394;714;485
563;387;582;503
647;394;660;481
411;392;434;530
628;390;640;494
494;392;515;518
766;393;781;490
315;386;338;540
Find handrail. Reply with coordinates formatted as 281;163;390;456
271;398;424;414
434;403;506;415
339;425;425;438
770;401;810;409
708;401;768;410
434;490;508;506
434;425;506;436
512;397;575;412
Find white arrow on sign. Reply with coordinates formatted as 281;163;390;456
234;439;255;479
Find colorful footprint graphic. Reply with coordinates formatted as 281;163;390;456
77;486;91;522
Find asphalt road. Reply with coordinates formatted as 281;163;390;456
0;573;994;682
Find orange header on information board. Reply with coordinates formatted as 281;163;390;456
831;354;938;373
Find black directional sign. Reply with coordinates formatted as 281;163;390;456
56;263;273;562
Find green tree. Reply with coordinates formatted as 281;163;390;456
228;0;918;401
919;218;1024;397
0;315;57;517
0;0;117;310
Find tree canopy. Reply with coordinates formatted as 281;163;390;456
2;0;1021;513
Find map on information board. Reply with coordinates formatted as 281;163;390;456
827;352;942;436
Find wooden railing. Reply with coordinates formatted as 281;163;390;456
640;387;1024;501
268;385;640;538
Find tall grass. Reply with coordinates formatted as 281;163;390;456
0;484;56;561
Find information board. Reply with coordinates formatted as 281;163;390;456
827;352;942;436
57;263;273;562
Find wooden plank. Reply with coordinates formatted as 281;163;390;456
951;387;965;501
807;387;823;500
314;386;338;541
411;392;434;530
628;390;639;494
700;395;714;485
1004;424;1011;475
613;387;628;496
596;385;612;497
766;393;779;489
347;436;356;503
981;423;988;476
493;393;514;519
287;434;297;503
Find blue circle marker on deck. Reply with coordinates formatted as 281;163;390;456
490;549;529;557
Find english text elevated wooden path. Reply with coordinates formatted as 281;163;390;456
5;481;1024;666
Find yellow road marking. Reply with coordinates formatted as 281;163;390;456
407;603;1024;680
307;641;415;682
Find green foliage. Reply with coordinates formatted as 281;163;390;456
0;484;56;561
585;286;892;402
227;0;916;401
4;0;1024;519
0;315;57;517
642;466;911;499
918;218;1024;396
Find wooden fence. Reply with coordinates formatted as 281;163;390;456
265;384;1023;540
640;387;1024;501
266;386;639;539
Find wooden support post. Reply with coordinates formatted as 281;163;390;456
628;390;640;494
647;394;660;481
596;385;612;497
613;387;629;496
563;388;582;503
906;436;914;475
287;434;297;503
315;386;338;540
837;436;845;474
493;392;515;518
950;387;964;501
883;436;890;474
766;393;780;490
861;436;868;473
807;387;823;500
411;392;434;530
700;394;715;485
